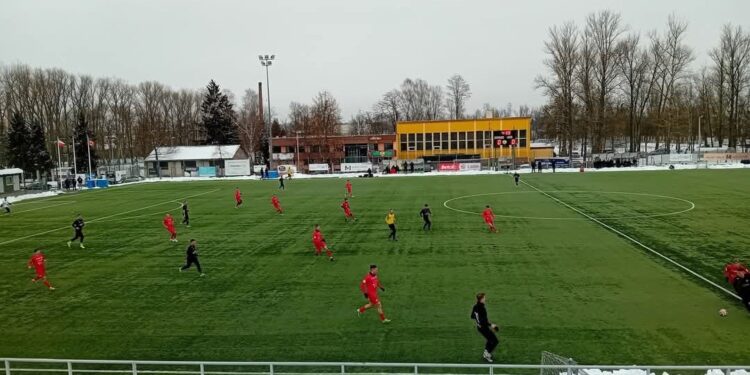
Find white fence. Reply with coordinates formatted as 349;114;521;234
1;358;748;375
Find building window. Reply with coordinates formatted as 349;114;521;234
485;131;493;147
408;133;416;150
519;129;527;147
288;146;296;153
159;161;168;169
425;133;432;151
476;131;484;147
184;160;197;169
450;132;458;150
416;133;423;151
400;134;407;151
312;145;322;153
467;131;475;149
272;146;281;153
442;132;449;150
385;142;394;151
458;132;466;149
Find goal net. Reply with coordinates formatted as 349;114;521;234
540;351;590;375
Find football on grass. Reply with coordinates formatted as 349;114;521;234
719;308;728;317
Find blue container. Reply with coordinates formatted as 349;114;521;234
86;180;96;189
96;179;109;188
266;170;279;179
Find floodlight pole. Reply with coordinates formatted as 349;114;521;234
260;54;275;168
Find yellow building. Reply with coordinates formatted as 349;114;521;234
396;117;532;161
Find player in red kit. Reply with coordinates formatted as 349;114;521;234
357;264;390;323
234;188;243;208
312;224;334;261
271;194;283;214
341;198;356;222
163;213;177;242
28;249;54;290
345;179;353;197
482;205;497;233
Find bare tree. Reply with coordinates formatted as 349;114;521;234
586;10;625;152
445;74;471;119
536;21;579;156
374;89;401;131
238;88;264;158
617;33;653;151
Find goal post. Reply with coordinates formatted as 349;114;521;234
540;351;589;375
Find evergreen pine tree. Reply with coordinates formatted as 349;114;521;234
201;80;239;144
27;120;54;175
74;112;98;174
5;112;31;172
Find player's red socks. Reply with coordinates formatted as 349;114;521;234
379;313;386;321
358;306;366;313
326;250;333;258
43;280;52;288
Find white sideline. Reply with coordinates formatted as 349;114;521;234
0;189;219;247
519;179;741;301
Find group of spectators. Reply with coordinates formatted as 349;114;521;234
386;161;416;174
63;176;84;191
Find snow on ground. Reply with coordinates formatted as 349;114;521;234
576;369;749;375
6;191;61;203
5;162;747;203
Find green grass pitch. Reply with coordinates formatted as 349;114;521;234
0;169;749;364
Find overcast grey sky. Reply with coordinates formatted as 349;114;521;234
1;0;748;120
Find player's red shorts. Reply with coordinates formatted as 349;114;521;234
34;268;46;278
368;294;380;305
167;227;176;234
314;241;325;251
484;218;494;225
344;210;352;217
273;204;281;210
236;199;242;204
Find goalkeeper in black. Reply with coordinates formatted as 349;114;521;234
67;214;86;249
471;292;499;362
419;204;432;231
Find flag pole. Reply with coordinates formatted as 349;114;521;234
72;136;78;176
86;134;93;181
56;139;63;189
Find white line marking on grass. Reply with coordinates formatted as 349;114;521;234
443;191;695;220
11;201;75;214
0;189;219;247
519;179;741;301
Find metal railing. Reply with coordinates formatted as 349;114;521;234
1;358;748;375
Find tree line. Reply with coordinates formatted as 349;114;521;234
535;10;750;157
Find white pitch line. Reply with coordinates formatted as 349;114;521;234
9;201;75;214
442;191;695;220
0;189;219;247
519;179;740;301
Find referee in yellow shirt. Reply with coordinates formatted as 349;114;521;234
385;209;397;241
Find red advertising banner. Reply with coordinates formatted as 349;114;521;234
438;162;460;171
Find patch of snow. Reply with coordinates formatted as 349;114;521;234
6;191;62;203
100;162;749;186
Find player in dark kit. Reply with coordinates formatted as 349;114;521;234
279;176;285;190
179;239;205;276
181;200;190;227
67;214;85;248
471;292;499;362
357;264;390;323
513;172;520;186
420;204;432;231
28;249;55;290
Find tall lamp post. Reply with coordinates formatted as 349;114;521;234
259;54;275;167
295;131;303;172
